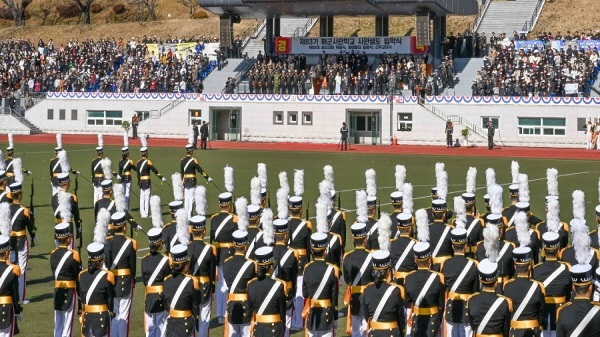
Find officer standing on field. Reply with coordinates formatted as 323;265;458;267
340;122;349;151
487;120;495;149
118;138;135;211
181;144;212;217
136;138;166;218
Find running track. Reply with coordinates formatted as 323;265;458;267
2;134;599;161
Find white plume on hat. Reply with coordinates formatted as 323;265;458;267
250;177;261;206
101;158;113;180
0;203;11;237
175;208;190;246
171;173;184;201
483;223;500;262
0;151;4;170
416;209;429;242
377;213;392;251
276;188;289;219
490;184;503;215
12;158;23;184
323;165;334;190
294;169;304;196
187;126;194;145
7;134;13;149
113;183;126;213
515;212;531;247
257;163;267;190
316;202;329;233
57;150;71;173
123;131;128;148
546;198;561;233
56;133;62;148
466;167;477;194
454;196;467;229
318;180;333;207
395;165;406;191
486;168;496;194
150;195;163;228
365;168;377;197
436;170;448;200
58;190;72;222
435;162;445;176
224;166;234;193
140;133;148;148
98;134;103;148
547;168;558;196
402;183;413;215
235;197;249;232
279;171;289;192
195;186;207;216
93;208;110;244
518;173;530;203
511;161;520;184
261;208;274;246
572;190;585;220
356;190;368;223
571;218;591;264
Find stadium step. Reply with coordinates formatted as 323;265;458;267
440;58;484;97
16;116;42;135
476;0;544;36
418;102;487;143
243;17;317;58
202;58;256;93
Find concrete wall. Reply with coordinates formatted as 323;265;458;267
0;115;31;135
22;93;600;148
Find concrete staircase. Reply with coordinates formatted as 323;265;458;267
244;17;317;58
477;0;543;36
202;59;255;93
441;58;484;96
16;115;42;134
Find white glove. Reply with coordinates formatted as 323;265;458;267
208;177;214;182
16;314;23;321
161;177;166;182
116;175;121;181
26;170;32;175
75;171;81;175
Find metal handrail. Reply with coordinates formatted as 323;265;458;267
291;17;318;38
223;60;256;94
151;95;186;119
242;19;267;50
419;101;487;138
525;0;545;32
473;0;491;32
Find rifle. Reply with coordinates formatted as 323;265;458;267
337;191;341;210
74;174;82;254
377;199;381;219
29;177;36;247
267;191;271;209
305;202;309;221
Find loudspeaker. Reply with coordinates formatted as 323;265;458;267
220;16;232;48
415;12;431;47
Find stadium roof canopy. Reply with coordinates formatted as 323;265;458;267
199;0;478;18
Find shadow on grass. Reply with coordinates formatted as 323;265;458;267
28;292;53;303
27;275;53;286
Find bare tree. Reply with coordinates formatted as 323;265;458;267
177;0;198;18
73;0;95;25
1;0;33;26
129;0;158;21
36;0;58;25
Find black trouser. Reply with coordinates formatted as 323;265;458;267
132;124;138;138
446;133;453;147
193;135;198;149
201;137;207;150
488;134;494;149
340;137;348;150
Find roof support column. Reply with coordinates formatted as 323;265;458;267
273;16;280;38
319;16;334;37
432;14;445;64
265;16;274;54
375;16;389;36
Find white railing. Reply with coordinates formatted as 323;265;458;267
473;0;492;32
242;20;267;50
522;0;545;32
419;102;487;138
291;17;318;37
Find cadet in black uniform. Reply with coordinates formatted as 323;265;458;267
49;144;79;196
79;242;115;337
0;171;10;203
532;232;571;337
556;264;600;336
365;196;380;250
390;213;418;286
504;246;545;336
287;195;312;329
441;228;479;337
164;244;200;337
94;180;117;219
271;218;298;337
117;145;135;211
476;214;515;284
429;199;454;271
106;212;137;337
0;235;22;336
389;192;404;240
141;227;170;337
51;173;81;247
180;144;212;217
248;247;287;337
536;197;570;250
453;193;485;258
503;203;542;264
8;182;35;303
404;242;445;337
502;184;520;227
162;201;183;253
4;137;30;187
50;223;81;337
187;215;216;337
210;192;238;323
468;259;513;336
342;223;373;337
136;144;166;218
327;191;346;252
425;188;454;224
559;218;600;269
223;230;256;337
362;250;406;337
91;143;106;204
303;233;339;337
591;206;600;250
244;205;263;260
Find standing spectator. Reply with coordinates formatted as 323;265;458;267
192;121;199;149
200;121;209;150
132;113;139;139
487;120;495;150
445;119;454;148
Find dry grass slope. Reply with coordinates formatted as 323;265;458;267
532;0;600;36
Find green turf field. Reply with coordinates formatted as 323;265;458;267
3;142;599;336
